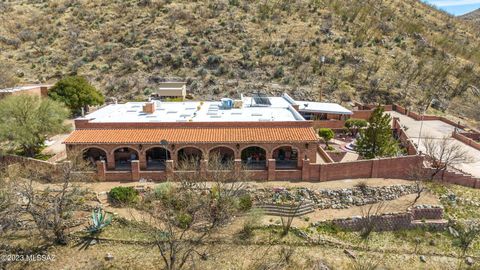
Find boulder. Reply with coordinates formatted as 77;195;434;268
105;253;114;261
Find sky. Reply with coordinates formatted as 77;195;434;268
423;0;480;15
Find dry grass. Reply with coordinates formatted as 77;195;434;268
0;1;479;124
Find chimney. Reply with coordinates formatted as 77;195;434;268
143;102;156;114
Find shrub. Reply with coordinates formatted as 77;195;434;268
345;119;368;137
109;186;139;205
318;128;335;149
206;55;222;68
273;66;284;78
238;194;253;211
239;208;263;239
176;212;193;229
154;182;175;200
354;181;368;191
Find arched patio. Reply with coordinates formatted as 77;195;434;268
241;146;267;170
83;147;107;167
113;147;138;171
146;147;171;170
209;146;235;169
177;147;203;170
273;146;298;169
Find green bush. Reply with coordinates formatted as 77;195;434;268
109;186;139;205
176;212;193;229
238;194;253;211
154;182;175;200
318;128;335;149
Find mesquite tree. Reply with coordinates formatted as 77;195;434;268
150;155;249;270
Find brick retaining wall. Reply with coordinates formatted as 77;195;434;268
452;132;480;151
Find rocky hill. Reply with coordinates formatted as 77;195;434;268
0;0;479;124
460;8;480;23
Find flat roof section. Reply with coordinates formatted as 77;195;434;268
83;100;304;123
297;101;353;115
80;94;352;123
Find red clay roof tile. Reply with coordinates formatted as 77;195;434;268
64;127;318;144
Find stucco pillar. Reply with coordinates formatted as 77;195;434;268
297;149;303;168
171;151;178;169
165;160;174;179
302;158;310;181
267;159;276;181
371;158;379;178
139;152;147;170
131;160;140;181
200;159;208;178
234;159;242;174
96;160;106;181
234;149;241;160
107;152;115;170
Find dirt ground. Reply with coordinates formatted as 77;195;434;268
39;178;440;226
14;241;460;270
262;192;441;227
65;178;418;193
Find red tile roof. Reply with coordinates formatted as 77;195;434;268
64;127;318;144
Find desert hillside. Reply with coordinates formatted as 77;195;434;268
0;0;479;123
460;8;480;23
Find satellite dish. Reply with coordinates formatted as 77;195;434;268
160;140;168;146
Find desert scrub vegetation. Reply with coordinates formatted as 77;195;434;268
108;186;140;206
0;0;479;125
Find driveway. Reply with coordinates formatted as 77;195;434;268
388;111;480;178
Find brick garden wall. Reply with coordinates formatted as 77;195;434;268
452;132;480;151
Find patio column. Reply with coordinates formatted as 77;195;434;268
107;152;115;170
267;159;276;181
96;160;106;181
302;158;310;181
200;159;208;178
131;160;140;181
165;160;174;179
171;151;178;169
139;152;147;170
297;148;303;168
234;159;242;174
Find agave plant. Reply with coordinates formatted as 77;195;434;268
86;208;113;234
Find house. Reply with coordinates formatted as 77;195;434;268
153;82;187;100
0;84;51;99
63;93;352;181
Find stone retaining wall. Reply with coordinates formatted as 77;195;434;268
327;206;445;232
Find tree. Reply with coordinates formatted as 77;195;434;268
150;155;249;270
48;76;104;115
356;107;399;159
423;135;472;181
345;118;368;137
0;94;69;157
449;221;480;268
3;151;92;246
318;128;334;149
